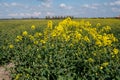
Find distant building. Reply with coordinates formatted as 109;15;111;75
116;15;120;19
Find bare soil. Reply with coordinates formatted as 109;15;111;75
0;63;14;80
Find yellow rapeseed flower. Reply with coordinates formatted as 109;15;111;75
15;35;23;42
29;35;35;41
93;53;96;56
102;26;111;32
112;55;115;58
97;35;102;39
95;40;102;47
51;32;56;37
31;25;35;30
66;17;71;22
9;44;14;49
65;35;70;41
69;43;74;47
75;32;82;40
56;25;64;31
40;40;46;44
22;31;28;36
85;21;91;27
47;20;52;29
51;44;54;47
106;26;111;31
15;39;20;42
87;58;94;63
38;32;42;36
34;41;39;45
113;48;119;55
51;30;59;37
109;34;118;42
34;32;39;38
102;35;111;46
17;35;22;41
96;23;101;27
100;66;103;70
15;74;22;80
102;62;109;67
84;36;90;43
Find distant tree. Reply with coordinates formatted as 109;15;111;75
46;16;50;19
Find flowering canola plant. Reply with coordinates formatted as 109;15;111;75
10;18;119;80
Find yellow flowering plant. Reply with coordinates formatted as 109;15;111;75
22;31;28;36
9;44;14;49
31;25;35;30
2;18;119;79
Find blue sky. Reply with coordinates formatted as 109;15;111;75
0;0;120;18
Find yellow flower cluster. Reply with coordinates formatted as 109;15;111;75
100;62;109;70
94;33;118;47
102;62;109;67
14;18;119;60
15;35;23;42
113;48;119;55
15;24;44;45
9;44;14;49
42;17;118;48
47;20;52;29
22;31;28;36
15;73;22;80
96;23;101;27
87;58;94;63
84;36;90;43
28;32;44;45
29;35;35;41
34;32;42;38
31;25;35;30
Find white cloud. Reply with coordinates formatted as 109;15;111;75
110;0;120;6
37;0;50;2
8;13;19;17
3;3;9;7
40;0;52;8
46;12;54;16
11;2;18;6
112;7;120;12
59;3;72;10
92;3;101;7
82;4;89;8
8;12;41;17
60;3;66;8
103;3;109;6
41;2;51;8
0;2;26;7
33;12;41;17
82;4;98;9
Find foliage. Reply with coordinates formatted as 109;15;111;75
0;18;120;79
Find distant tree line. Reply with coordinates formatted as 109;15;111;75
1;16;120;20
45;16;74;19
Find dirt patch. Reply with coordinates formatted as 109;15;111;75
0;63;14;80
